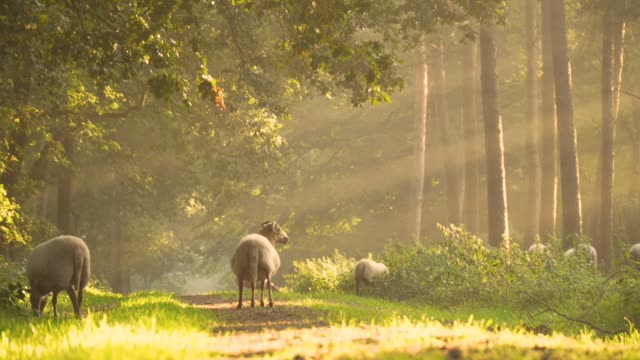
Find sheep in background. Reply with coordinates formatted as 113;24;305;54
630;243;640;265
527;243;547;254
26;235;91;318
355;258;388;295
565;244;597;266
230;221;289;309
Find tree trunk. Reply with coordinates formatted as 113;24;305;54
57;135;74;234
525;0;541;245
598;5;625;271
539;0;558;239
463;39;480;235
432;39;462;225
479;24;510;249
550;0;583;248
109;167;129;294
409;38;428;243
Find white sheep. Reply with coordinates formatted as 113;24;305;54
230;221;289;308
26;235;91;317
564;244;597;266
629;243;640;263
354;258;389;295
527;243;547;254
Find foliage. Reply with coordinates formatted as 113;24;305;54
285;249;358;293
0;259;29;313
286;225;640;334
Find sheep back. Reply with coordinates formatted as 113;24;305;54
355;259;388;285
630;243;640;262
27;235;91;295
230;234;281;283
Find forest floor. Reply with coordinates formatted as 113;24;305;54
179;292;639;359
2;289;638;359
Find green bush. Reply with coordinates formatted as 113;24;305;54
285;225;640;333
285;249;358;292
0;258;29;312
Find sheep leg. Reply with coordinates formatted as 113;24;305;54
250;281;256;308
356;279;361;296
39;295;49;315
52;291;60;318
236;277;244;309
260;281;265;307
267;276;274;308
65;287;81;318
77;287;84;310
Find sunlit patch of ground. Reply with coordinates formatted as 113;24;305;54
180;294;638;359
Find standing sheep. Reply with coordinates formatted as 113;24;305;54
26;235;91;318
354;258;389;295
230;221;289;309
564;244;597;266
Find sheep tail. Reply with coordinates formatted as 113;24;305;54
248;246;259;285
71;252;84;291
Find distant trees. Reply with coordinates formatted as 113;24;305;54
479;23;510;249
539;0;558;240
550;0;583;248
432;40;462;226
597;2;626;270
462;40;480;236
524;0;541;245
409;39;428;243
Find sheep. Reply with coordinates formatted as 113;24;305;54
26;235;91;318
629;243;640;264
527;243;547;254
354;258;389;295
230;221;289;309
564;244;597;266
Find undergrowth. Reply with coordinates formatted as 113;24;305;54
285;224;640;336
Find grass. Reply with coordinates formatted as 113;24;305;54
1;288;639;359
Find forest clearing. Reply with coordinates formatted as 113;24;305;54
2;290;639;359
4;0;640;358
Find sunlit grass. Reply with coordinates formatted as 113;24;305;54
1;289;639;359
0;288;217;360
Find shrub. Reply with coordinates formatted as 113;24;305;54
285;249;357;292
0;258;29;312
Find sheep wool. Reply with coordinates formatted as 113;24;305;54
26;235;90;318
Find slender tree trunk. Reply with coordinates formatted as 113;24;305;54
409;38;428;243
480;24;510;249
109;167;129;294
57;135;74;234
525;0;541;245
432;39;462;225
598;5;625;271
539;0;558;239
463;39;480;235
550;0;583;248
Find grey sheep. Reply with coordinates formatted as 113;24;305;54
26;235;91;318
564;244;597;266
355;258;389;295
230;221;289;309
630;243;640;263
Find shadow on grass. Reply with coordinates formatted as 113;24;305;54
180;293;329;333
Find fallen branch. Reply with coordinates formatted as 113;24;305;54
518;290;620;335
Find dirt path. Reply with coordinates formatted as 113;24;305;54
180;294;329;334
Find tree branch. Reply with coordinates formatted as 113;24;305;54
518;290;621;335
621;90;640;100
